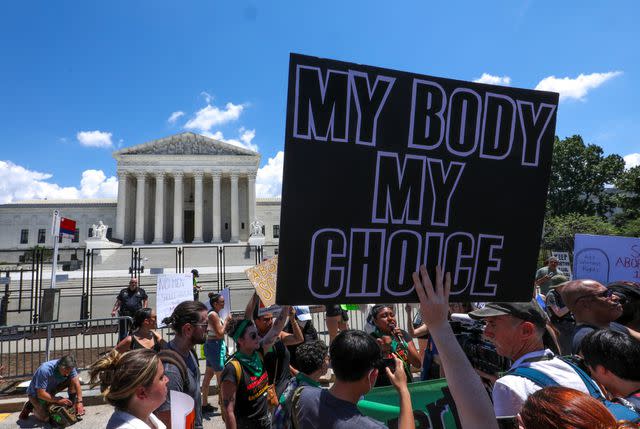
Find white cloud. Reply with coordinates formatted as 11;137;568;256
77;130;113;148
202;128;258;152
0;160;117;203
201;91;213;104
184;102;244;132
78;170;118;199
624;153;640;169
473;73;511;86
167;111;185;124
535;71;622;101
256;151;284;198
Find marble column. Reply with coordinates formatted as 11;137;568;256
193;171;204;243
152;172;165;244
134;173;146;245
230;173;239;242
211;172;221;243
247;172;256;225
115;170;127;241
171;172;184;244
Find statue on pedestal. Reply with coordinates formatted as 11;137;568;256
91;221;108;241
250;219;264;237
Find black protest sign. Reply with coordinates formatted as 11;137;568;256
276;53;558;305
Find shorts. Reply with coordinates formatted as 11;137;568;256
325;305;349;321
204;339;226;371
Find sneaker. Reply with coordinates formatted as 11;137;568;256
202;404;216;413
18;401;32;420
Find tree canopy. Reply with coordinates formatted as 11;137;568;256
547;135;625;218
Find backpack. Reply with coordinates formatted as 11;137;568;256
508;358;640;422
157;348;192;391
48;404;78;428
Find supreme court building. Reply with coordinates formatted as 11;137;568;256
0;132;282;251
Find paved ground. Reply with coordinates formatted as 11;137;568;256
0;396;227;428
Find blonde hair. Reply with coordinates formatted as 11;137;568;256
88;348;159;409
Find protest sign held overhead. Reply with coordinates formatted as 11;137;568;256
245;256;279;308
277;54;559;304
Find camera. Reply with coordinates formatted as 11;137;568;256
449;313;510;376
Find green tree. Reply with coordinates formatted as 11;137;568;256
547;135;625;217
613;165;640;232
542;213;620;252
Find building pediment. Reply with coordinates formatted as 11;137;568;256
113;132;258;157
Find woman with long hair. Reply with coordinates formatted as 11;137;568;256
368;304;421;387
518;386;637;429
201;292;231;413
88;348;168;429
115;308;165;353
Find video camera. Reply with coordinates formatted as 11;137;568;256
449;313;510;376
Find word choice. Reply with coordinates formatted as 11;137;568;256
307;228;504;299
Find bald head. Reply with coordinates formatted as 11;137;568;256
560;279;623;327
560;280;603;311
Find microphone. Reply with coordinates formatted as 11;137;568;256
388;323;407;348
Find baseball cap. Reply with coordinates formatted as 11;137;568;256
468;299;549;327
549;275;569;289
294;306;312;321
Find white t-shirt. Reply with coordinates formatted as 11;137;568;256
106;410;167;429
492;349;593;417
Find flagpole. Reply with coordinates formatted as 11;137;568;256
51;210;60;289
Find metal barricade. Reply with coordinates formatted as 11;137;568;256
0;316;132;380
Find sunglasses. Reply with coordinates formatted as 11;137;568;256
574;289;616;304
191;322;209;328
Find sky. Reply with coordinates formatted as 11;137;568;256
0;1;639;203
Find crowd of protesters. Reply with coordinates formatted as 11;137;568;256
16;261;640;429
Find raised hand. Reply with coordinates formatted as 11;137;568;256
411;265;451;329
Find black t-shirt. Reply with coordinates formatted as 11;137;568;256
284;320;318;370
117;287;148;316
264;339;292;397
571;322;630;354
221;357;269;421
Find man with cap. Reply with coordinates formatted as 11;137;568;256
534;256;566;295
469;300;592;417
560;279;640;354
544;275;574;355
19;355;84;422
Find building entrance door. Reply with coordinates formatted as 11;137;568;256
184;210;194;243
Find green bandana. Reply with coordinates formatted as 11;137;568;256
295;371;320;388
232;319;251;343
234;351;263;377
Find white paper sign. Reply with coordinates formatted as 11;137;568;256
574;234;640;284
551;251;573;280
170;390;195;429
156;273;194;327
218;287;231;320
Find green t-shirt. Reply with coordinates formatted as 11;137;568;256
535;266;565;295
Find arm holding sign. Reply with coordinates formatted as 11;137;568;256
244;293;259;321
280;306;304;346
412;265;498;429
261;305;291;352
